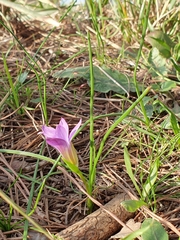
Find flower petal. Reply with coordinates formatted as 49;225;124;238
61;142;78;166
55;125;69;143
46;138;68;152
69;119;82;141
42;125;56;138
46;138;78;166
54;118;69;143
60;118;69;133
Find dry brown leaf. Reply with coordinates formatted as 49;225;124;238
110;219;141;240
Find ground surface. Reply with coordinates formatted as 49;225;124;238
0;6;180;240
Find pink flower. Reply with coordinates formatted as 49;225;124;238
41;118;82;166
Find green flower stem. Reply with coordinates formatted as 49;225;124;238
63;159;89;192
87;31;96;211
89;86;151;192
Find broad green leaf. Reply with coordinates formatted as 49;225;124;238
122;222;158;240
144;104;154;118
124;218;168;240
121;200;147;212
122;227;148;240
151;83;161;91
18;71;28;84
160;81;176;92
92;65;137;94
53;66;90;79
148;48;168;77
53;66;139;94
143;97;155;117
160;115;172;129
141;218;168;240
142;96;152;105
149;38;171;58
146;30;175;58
30;98;41;103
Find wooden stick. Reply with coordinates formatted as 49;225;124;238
56;193;134;240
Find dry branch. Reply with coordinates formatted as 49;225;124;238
56;193;134;240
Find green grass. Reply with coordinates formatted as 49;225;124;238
0;0;180;239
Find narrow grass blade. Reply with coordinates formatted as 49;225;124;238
142;160;158;199
124;146;142;197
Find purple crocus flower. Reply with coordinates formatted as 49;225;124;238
41;118;82;166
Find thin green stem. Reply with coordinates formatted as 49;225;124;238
133;0;152;125
62;159;89;192
86;0;104;60
87;31;95;211
90;86;151;188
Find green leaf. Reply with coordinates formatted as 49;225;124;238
53;66;89;79
121;200;147;213
170;111;180;135
123;218;168;240
173;43;180;62
146;30;175;58
160;115;172;129
144;104;154;118
18;71;28;84
170;58;180;72
156;100;180;139
90;65;137;94
150;38;171;58
141;218;168;240
53;66;140;94
30;98;41;103
148;48;168;77
160;81;176;92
